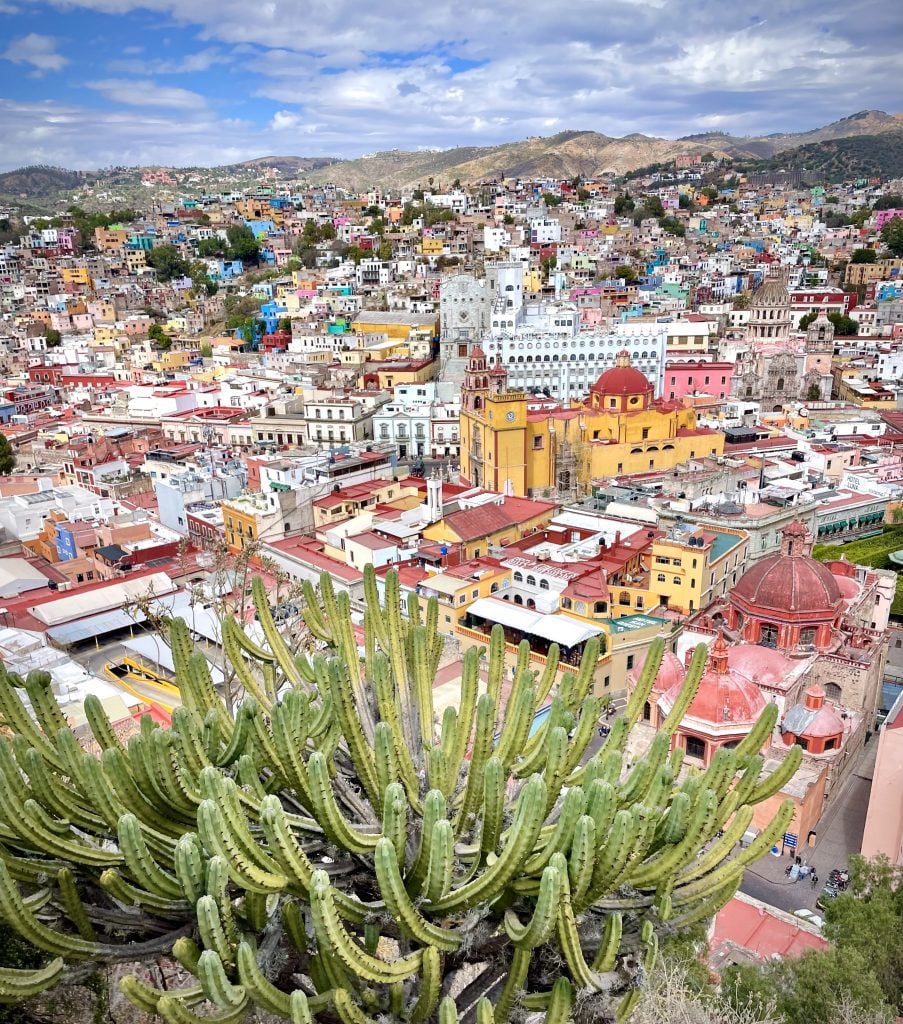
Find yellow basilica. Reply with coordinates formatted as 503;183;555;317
459;347;724;499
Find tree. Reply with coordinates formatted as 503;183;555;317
872;194;902;211
196;237;226;258
276;317;293;334
226;224;261;264
723;947;894;1024
43;328;62;348
615;264;638;284
799;310;858;336
678;194;694;210
145;244;190;282
0;568;801;1021
378;237;393;261
824;855;903;1012
0;433;14;475
148;323;172;350
199;342;213;358
614;194;635;215
881;217;903;258
806;382;821;401
851;248;878;264
658;216;686;237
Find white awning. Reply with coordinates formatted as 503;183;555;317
467;597;602;649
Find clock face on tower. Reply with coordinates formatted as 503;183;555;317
505;411;516;422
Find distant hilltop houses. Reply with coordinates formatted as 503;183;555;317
1;149;903;863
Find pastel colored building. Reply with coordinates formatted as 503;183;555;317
664;360;734;401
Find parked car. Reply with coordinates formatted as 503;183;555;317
793;909;825;931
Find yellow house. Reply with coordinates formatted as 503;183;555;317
61;267;92;287
422;495;557;560
351;311;439;342
649;527;748;615
420;237;444;256
411;561;512;635
151;350;191;373
460;348;724;499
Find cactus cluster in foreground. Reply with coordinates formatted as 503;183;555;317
0;565;800;1023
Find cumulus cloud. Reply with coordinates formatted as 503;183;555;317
7;0;903;164
0;97;258;169
85;78;208;109
1;32;67;74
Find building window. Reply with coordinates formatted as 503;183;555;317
685;735;706;759
626;655;634;670
657;573;666;583
526;575;536;587
513;571;523;583
642;701;651;722
760;623;779;649
825;682;842;702
539;579;549;590
533;436;544;449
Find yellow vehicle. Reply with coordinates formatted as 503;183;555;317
104;656;182;715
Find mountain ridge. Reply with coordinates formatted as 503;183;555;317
2;110;902;204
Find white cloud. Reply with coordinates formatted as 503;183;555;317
86;78;208;109
0;97;259;169
6;0;903;163
1;33;67;74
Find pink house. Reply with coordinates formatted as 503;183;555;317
874;209;903;230
664;359;734;400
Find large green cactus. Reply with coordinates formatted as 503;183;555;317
0;565;799;1023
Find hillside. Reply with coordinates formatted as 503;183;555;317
0;165;95;198
678;110;903;161
304;131;733;190
739;130;903;181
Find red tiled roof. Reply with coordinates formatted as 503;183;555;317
711;896;827;963
441;498;556;542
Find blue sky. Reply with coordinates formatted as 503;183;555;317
0;0;901;170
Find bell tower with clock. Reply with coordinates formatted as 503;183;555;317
460;347;528;495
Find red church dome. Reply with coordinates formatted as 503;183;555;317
732;553;842;621
592;352;654;397
660;633;767;727
731;522;841;623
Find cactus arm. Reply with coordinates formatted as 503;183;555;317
486;624;506;714
427;775;547;913
678;804;754;884
627;789;717;889
504;862;561;948
252;576;304;688
0;958;64;1003
82;693;125;753
99;868;191;915
309;869;424;984
196;894;236;967
306;753;379;855
223;612;275;663
454;693;495;830
301;579;332;643
479;756;506;855
659;644;707;735
495;679;535;771
556;870;609;992
535;643;560;706
197;951;246;1009
196;800;288;894
333;988;377;1024
0;675;64;770
327;667;379;809
747;745;803;805
568;815;596;905
411;625;436;747
732;703;778;764
374;838;460;950
623;637;664;728
494;946;530;1024
406;789;446;894
731;755;764;806
580;808;638;906
156;992;249;1024
408;944;441;1024
373;721;399;801
15;799;122;867
451;646;480;771
380;782;408;867
235;941;293;1017
56;867;96;941
523;785;585;874
591;911;622;972
423;820;454;903
174;833;206;905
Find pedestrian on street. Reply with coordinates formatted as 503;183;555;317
811;872;819;888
